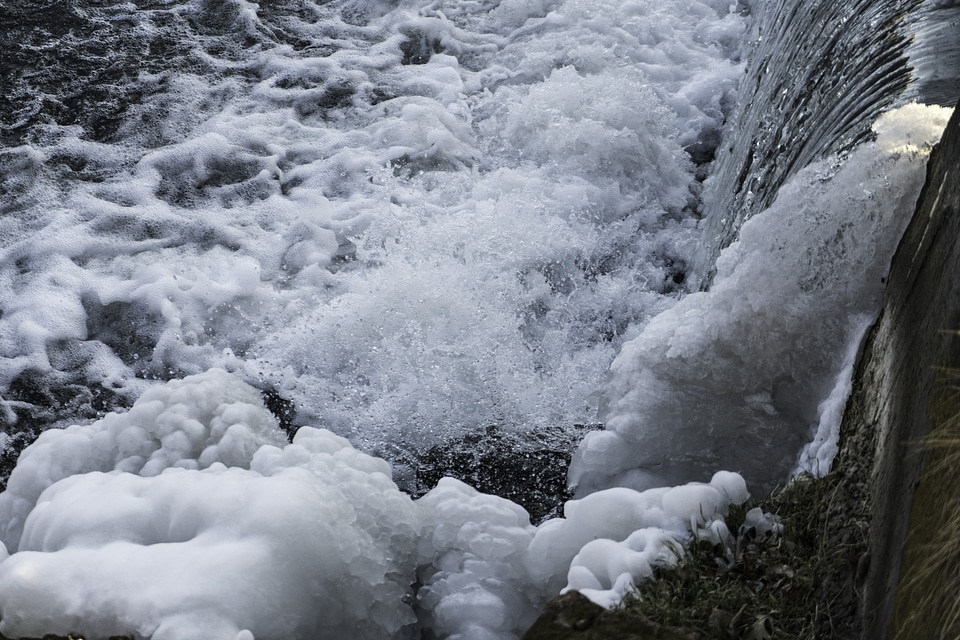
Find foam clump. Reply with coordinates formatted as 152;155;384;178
416;477;542;639
0;372;550;640
0;371;422;640
571;104;954;495
0;464;419;640
527;471;750;608
0;368;287;551
0;371;761;637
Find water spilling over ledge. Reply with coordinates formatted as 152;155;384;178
693;0;960;286
571;104;952;496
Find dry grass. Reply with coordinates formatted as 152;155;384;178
893;368;960;639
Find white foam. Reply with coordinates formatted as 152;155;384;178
793;314;872;476
0;372;424;640
0;368;287;551
416;477;541;639
571;103;954;495
528;470;751;608
0;371;767;636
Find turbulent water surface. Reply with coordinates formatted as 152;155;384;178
0;0;747;473
0;0;958;638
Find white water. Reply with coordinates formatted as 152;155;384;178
0;0;746;457
0;0;956;637
572;104;953;495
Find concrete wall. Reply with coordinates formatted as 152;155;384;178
844;99;960;639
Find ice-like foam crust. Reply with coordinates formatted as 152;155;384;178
528;470;749;607
416;477;540;639
0;368;287;551
571;104;955;495
0;371;759;639
0;371;421;640
794;315;872;477
3;469;418;640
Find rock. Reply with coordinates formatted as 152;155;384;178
388;423;600;524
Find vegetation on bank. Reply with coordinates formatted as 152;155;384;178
621;466;868;640
616;354;960;640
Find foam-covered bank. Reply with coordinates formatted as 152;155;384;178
571;103;954;495
0;369;753;639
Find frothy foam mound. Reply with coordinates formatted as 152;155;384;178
0;368;288;551
416;477;540;639
0;370;759;639
528;470;750;608
0;372;422;640
571;104;955;495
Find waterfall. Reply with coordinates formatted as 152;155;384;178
570;0;960;495
693;0;960;286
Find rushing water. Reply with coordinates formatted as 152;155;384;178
0;0;958;637
694;0;960;284
569;0;960;496
0;0;748;471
